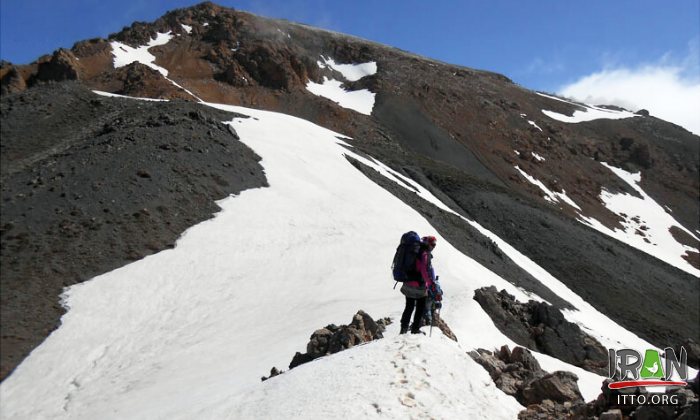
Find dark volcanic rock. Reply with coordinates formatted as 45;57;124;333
676;339;700;370
521;371;584;405
474;287;608;375
470;345;584;407
0;81;267;380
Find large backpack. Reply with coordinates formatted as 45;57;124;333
391;231;421;282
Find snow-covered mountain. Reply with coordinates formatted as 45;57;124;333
1;2;698;419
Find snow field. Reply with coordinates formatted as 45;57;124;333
0;100;532;419
3;97;676;419
317;56;378;82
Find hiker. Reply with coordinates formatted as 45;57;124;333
399;235;437;334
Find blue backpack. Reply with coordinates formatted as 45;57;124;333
391;231;421;283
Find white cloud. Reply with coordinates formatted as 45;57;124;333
558;42;700;136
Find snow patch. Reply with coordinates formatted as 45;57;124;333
307;56;378;114
111;31;173;77
578;162;699;277
537;92;638;123
92;90;168;101
515;166;581;210
180;24;192;34
531;152;545;162
306;77;375;115
528;120;543;131
317;56;377;82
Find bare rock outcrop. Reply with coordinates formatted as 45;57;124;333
289;310;389;369
262;310;390;380
474;286;608;374
35;49;82;83
0;62;27;95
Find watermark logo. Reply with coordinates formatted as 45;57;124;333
608;347;688;390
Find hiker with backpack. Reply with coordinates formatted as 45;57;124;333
391;232;438;334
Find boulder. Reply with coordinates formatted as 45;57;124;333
469;345;549;404
521;371;584;405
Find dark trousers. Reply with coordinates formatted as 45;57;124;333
401;296;426;332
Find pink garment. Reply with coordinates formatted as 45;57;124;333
405;251;434;289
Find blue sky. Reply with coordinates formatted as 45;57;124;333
1;1;699;132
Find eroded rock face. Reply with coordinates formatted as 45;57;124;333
473;286;608;375
0;63;27;95
35;49;82;82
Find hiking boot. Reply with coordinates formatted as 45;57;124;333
400;326;408;334
411;329;424;335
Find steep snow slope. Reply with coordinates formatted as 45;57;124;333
2;97;664;419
